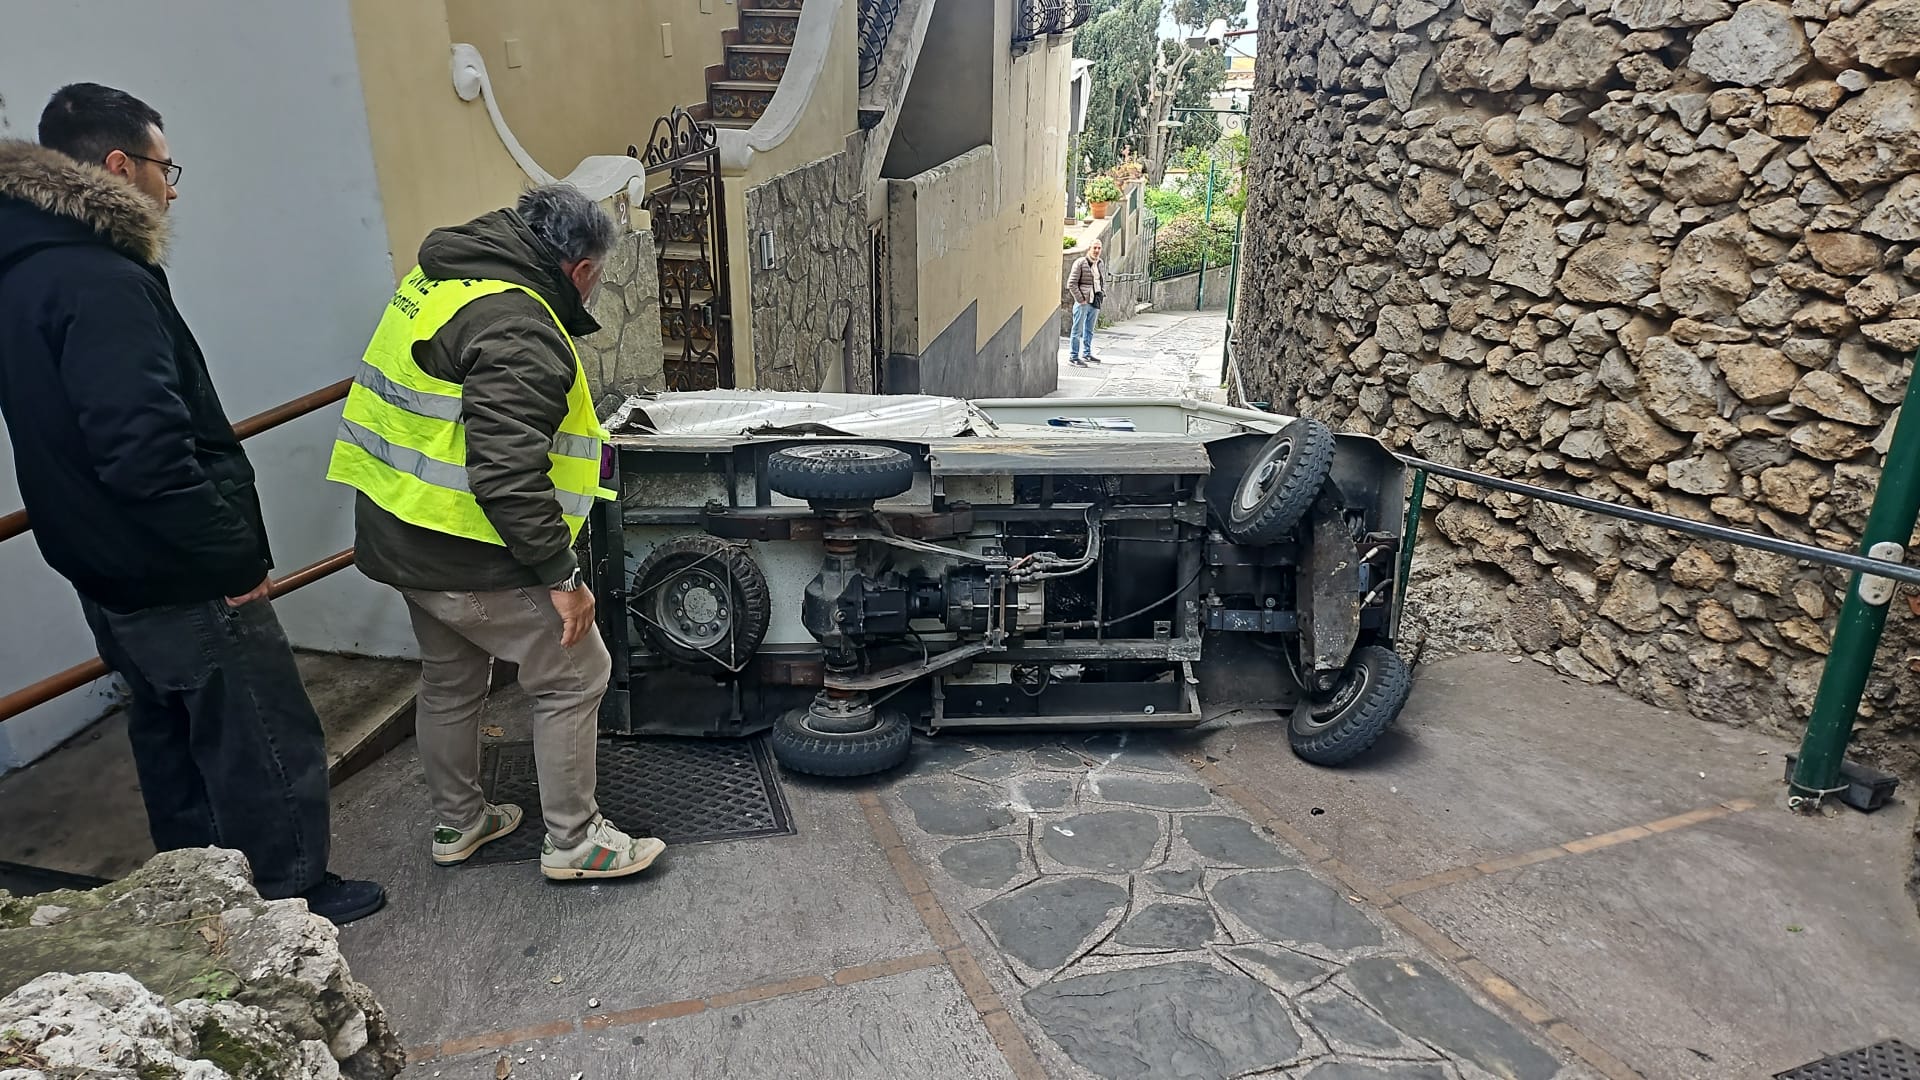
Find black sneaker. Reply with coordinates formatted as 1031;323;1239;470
301;873;386;925
1084;354;1102;364
1069;358;1087;367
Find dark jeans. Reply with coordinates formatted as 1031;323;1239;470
80;595;330;899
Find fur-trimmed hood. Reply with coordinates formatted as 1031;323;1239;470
0;139;167;265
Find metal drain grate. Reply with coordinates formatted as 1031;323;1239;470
469;736;795;865
1777;1041;1920;1080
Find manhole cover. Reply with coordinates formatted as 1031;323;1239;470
1777;1040;1920;1080
469;736;795;865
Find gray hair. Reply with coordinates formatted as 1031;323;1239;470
517;183;615;265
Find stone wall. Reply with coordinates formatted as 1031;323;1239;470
747;143;876;394
1240;0;1920;770
578;226;664;415
0;847;404;1079
1151;266;1236;312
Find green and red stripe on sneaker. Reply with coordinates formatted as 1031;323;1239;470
582;846;623;871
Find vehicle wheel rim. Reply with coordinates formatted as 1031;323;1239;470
801;702;883;736
1302;662;1370;731
792;445;885;462
1237;437;1294;512
651;566;732;651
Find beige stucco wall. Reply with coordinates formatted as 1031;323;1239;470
446;1;732;171
347;0;541;272
888;146;996;354
348;0;724;274
891;30;1073;356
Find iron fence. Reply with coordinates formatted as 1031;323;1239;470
858;0;902;89
1015;0;1093;46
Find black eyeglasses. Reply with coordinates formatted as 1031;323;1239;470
123;152;182;186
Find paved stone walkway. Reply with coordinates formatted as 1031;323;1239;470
880;731;1580;1080
1054;310;1229;402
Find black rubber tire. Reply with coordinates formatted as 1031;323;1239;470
1288;645;1412;766
766;443;914;502
1227;418;1337;544
770;706;913;777
631;535;772;669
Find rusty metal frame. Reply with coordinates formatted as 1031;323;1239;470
0;379;357;726
633;107;735;392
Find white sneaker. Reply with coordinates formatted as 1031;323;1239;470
431;802;524;865
540;814;665;881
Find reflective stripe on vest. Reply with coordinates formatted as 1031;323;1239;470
324;268;615;548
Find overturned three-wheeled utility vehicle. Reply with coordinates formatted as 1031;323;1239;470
585;392;1414;776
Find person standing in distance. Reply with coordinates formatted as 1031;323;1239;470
0;83;383;923
330;184;664;881
1067;239;1105;367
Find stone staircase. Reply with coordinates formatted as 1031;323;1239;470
700;0;804;130
650;0;806;389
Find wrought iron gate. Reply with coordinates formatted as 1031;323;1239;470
633;107;734;390
869;224;888;394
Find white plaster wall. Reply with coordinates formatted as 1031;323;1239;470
0;0;416;769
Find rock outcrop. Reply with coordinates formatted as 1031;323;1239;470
0;848;403;1080
1238;0;1920;773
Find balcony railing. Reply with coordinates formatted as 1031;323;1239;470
858;0;902;90
1014;0;1092;46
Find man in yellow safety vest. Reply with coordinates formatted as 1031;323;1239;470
328;184;663;881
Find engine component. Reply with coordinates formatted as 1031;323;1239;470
631;535;772;670
1227;418;1337;544
799;546;875;667
803;695;877;734
940;568;1043;634
766;443;915;503
801;564;1039;655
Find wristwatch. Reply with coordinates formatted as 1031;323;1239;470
552;569;587;592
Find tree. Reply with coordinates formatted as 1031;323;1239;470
1169;43;1228;155
1074;0;1159;173
1140;0;1245;185
1073;0;1242;180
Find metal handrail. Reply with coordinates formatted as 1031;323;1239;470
1399;454;1920;589
0;378;356;724
0;378;351;545
0;548;355;724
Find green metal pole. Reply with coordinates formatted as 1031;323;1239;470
1219;213;1243;387
1196;156;1216;312
1788;347;1920;808
1392;468;1428;644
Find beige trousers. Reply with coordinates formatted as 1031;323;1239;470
401;587;610;849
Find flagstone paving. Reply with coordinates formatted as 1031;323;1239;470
880;733;1580;1080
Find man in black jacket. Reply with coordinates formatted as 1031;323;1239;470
0;84;382;923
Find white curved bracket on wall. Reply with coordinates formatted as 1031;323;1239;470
450;43;648;202
716;0;847;173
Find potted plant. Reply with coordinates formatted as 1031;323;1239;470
1085;175;1121;219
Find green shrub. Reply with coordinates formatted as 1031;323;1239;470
1085;175;1122;203
1144;186;1195;225
1064;235;1079;249
1151;211;1236;280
